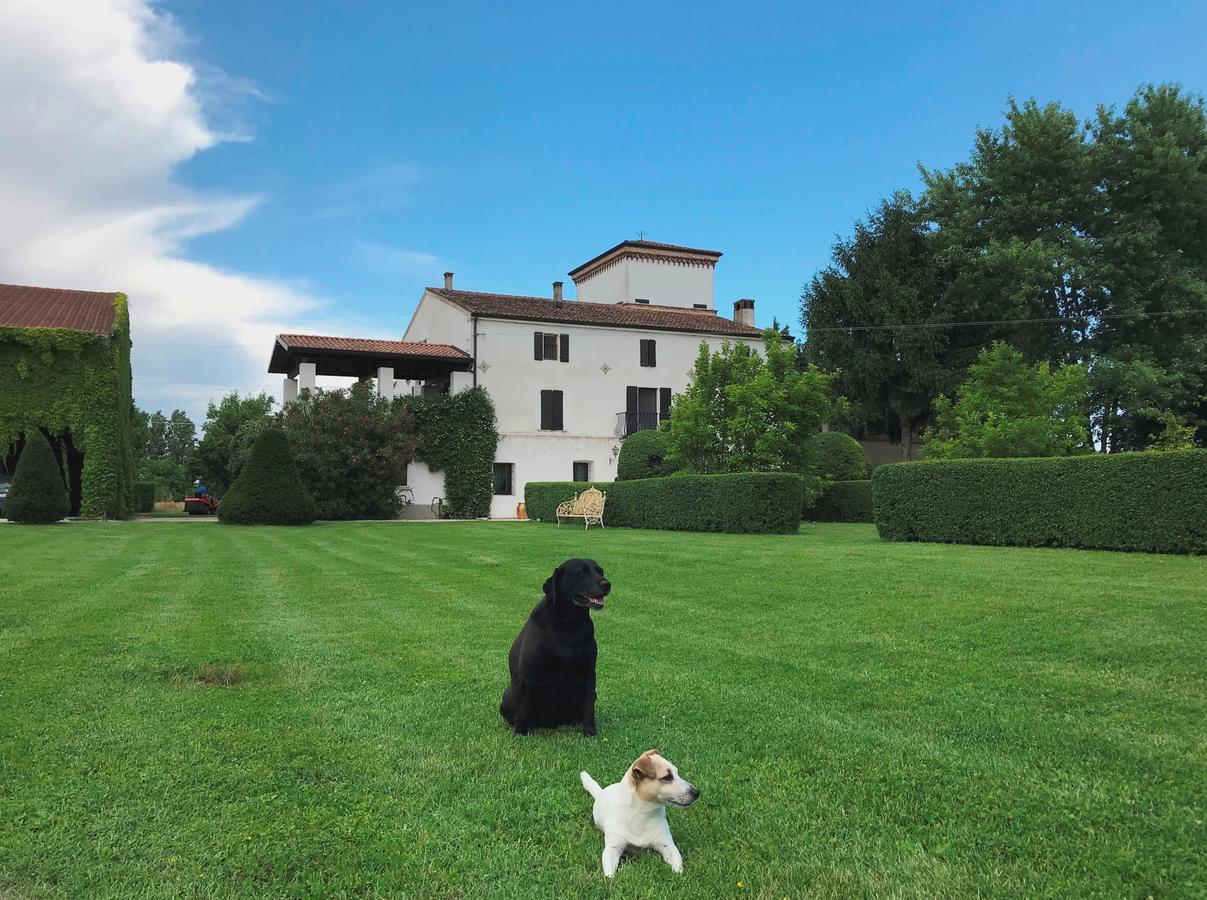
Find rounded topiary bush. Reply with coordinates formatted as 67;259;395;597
6;433;70;524
617;429;674;480
804;431;871;481
218;427;317;525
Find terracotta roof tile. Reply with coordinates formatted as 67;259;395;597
277;334;470;359
427;288;761;337
0;283;120;334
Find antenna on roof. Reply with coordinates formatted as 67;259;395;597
636;230;647;240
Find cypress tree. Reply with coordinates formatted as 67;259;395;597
6;433;70;524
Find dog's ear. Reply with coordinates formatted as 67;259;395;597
542;564;562;601
631;750;659;780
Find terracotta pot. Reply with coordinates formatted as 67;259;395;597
516;502;527;520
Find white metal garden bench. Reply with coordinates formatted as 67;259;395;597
556;486;606;529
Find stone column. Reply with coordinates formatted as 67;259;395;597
283;376;299;405
377;366;395;400
297;361;317;394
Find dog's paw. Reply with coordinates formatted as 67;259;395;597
582;722;597;737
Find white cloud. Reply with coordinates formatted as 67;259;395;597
0;0;401;423
354;242;441;275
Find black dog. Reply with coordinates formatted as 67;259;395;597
500;558;611;736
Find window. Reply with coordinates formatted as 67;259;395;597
533;331;570;362
634;298;650;304
693;303;707;309
640;339;657;367
540;390;564;431
573;461;591;482
493;463;514;495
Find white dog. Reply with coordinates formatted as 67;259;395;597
580;749;700;877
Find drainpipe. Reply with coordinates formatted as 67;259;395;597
472;313;478;387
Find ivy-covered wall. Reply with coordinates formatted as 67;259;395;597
399;387;498;519
0;295;135;518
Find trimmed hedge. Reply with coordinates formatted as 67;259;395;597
5;433;69;524
525;473;803;534
134;481;155;513
617;429;673;480
218;427;317;525
804;431;870;481
874;450;1207;554
806;480;873;522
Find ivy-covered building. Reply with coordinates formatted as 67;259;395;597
0;283;135;518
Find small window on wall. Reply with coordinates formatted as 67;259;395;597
573;461;591;482
533;332;570;362
640;339;657;367
493;463;514;495
634;298;650;304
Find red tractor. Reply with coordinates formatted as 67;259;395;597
184;489;219;516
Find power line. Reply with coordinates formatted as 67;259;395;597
805;308;1204;333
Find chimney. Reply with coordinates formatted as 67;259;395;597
733;298;756;328
443;272;454;290
553;281;564;302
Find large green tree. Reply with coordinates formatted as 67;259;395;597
665;330;839;475
802;193;1000;458
193;392;275;496
922;342;1090;459
1090;84;1207;447
805;84;1207;452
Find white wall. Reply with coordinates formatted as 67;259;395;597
401;290;472;348
490;433;616;519
476;317;760;436
575;256;714;309
400;291;763;519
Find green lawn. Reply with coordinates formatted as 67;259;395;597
1;522;1204;899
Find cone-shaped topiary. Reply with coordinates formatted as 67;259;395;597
617;429;674;480
218;426;317;525
6;433;70;524
803;431;871;481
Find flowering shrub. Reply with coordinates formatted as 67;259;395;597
277;382;417;520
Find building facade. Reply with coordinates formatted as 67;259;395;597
272;240;766;518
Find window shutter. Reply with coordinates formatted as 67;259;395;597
648;340;657;367
534;332;543;361
660;387;672;421
639;340;648;367
560;334;570;362
626;385;638;414
541;390;552;429
552;390;564;430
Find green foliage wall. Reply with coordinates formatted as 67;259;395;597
0;295;134;518
805;480;873;523
873;450;1207;554
524;472;803;534
400;387;498;519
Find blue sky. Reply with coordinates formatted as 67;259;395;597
3;2;1204;421
167;0;1207;339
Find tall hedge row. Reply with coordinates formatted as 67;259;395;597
525;473;803;534
873;450;1207;554
806;480;873;522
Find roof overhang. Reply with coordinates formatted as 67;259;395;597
268;334;473;380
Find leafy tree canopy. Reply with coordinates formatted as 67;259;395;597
922;342;1090;459
192;392;274;496
665;330;841;475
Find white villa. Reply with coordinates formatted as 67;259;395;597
270;240;766;518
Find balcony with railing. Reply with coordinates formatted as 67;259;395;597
615;411;661;438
